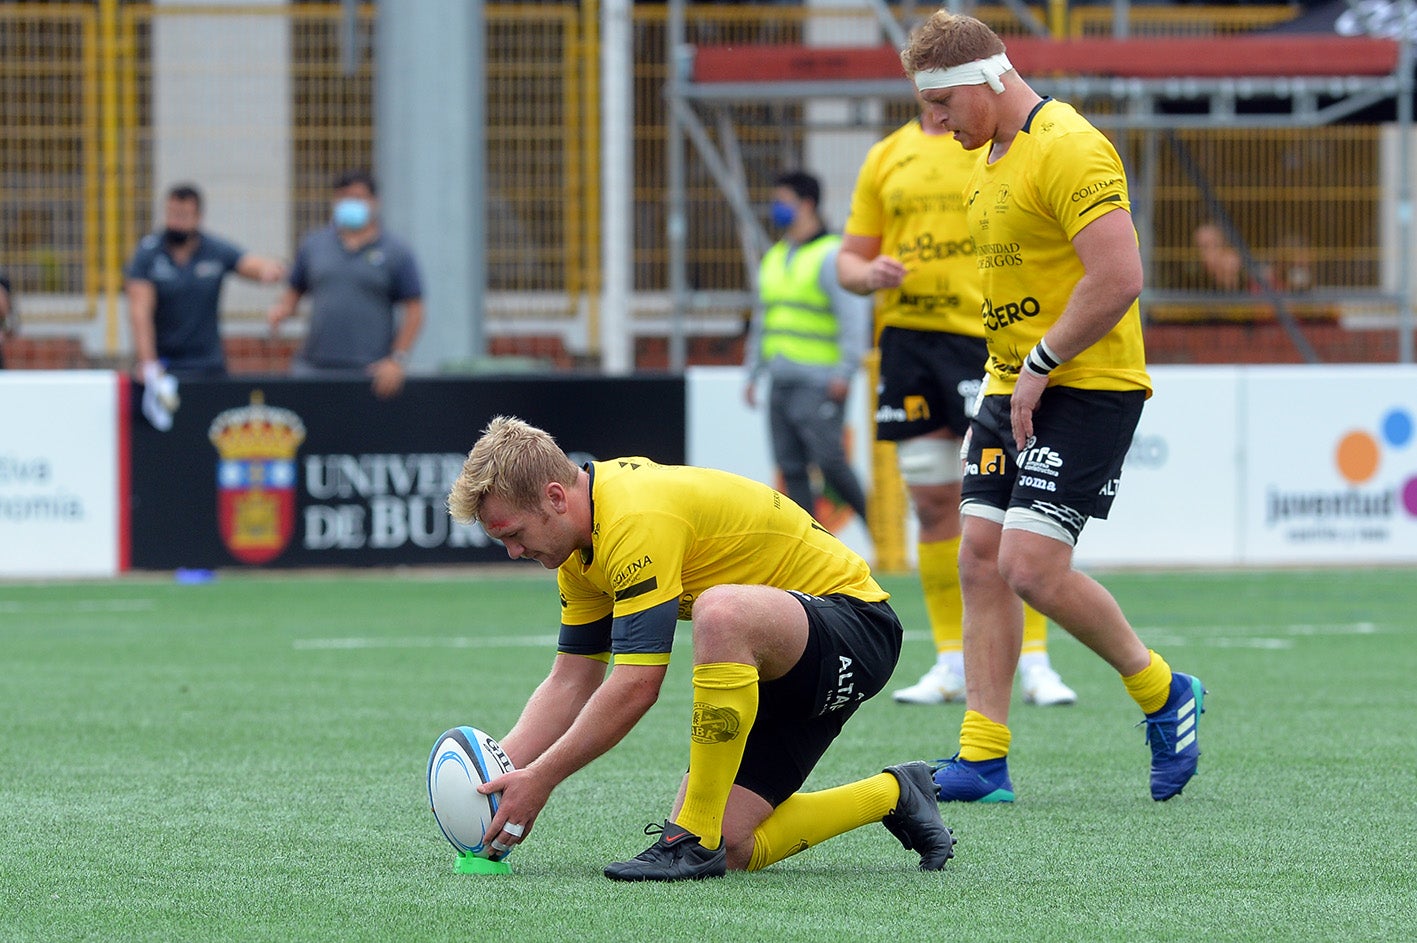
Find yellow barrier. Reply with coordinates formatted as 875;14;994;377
863;348;910;574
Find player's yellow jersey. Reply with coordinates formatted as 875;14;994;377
557;458;887;664
844;119;985;337
965;99;1151;395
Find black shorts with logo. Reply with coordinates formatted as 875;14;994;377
961;386;1145;541
875;326;988;441
734;593;902;807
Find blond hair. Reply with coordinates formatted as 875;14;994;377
900;11;1006;75
447;415;580;525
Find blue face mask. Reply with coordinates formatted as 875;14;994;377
333;198;372;230
769;200;796;229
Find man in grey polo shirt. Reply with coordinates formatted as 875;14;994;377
267;170;424;399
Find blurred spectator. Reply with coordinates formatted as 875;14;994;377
1271;231;1316;293
743;170;871;526
1192;220;1251;292
125;183;286;382
267;170;424;399
0;270;13;368
1193;221;1315;294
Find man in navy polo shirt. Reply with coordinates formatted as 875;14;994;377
266;170;424;399
125;183;287;382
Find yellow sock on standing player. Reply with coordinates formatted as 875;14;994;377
958;709;1012;762
675;662;759;850
1122;650;1174;715
1020;604;1048;659
918;537;964;657
747;773;898;871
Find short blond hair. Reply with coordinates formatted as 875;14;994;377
900;11;1006;75
447;415;580;525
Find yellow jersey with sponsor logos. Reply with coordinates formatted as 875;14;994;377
965;99;1150;395
557;458;886;664
844;119;985;337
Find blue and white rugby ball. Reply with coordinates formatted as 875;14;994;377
427;726;517;860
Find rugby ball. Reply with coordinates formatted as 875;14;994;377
427;726;516;860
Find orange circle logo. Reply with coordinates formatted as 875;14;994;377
1334;430;1380;484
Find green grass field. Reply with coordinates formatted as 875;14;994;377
2;567;1414;942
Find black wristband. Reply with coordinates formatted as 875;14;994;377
1024;339;1062;376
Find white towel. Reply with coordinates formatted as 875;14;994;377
141;363;180;432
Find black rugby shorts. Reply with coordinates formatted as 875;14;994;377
961;386;1145;542
733;593;902;806
875;327;988;441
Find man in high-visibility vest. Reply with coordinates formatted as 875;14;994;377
744;171;871;527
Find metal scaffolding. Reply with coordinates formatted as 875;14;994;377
663;1;1415;365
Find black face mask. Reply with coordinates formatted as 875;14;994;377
163;228;195;246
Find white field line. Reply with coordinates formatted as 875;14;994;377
0;599;156;614
294;634;561;651
298;622;1381;653
901;621;1381;650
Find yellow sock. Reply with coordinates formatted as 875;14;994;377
958;709;1011;762
918;538;963;656
676;662;759;849
1122;650;1173;715
746;773;897;871
1020;604;1048;657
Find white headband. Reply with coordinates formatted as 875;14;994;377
913;53;1013;94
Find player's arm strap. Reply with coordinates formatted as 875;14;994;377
558;613;612;663
609;598;679;667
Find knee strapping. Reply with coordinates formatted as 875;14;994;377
896;436;963;486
